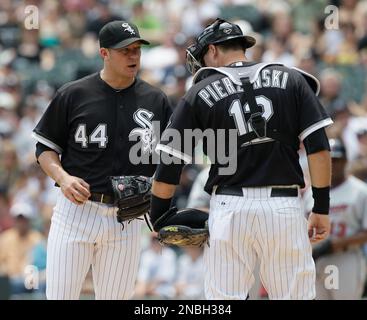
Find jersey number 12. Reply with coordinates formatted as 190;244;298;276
75;124;108;148
229;96;273;135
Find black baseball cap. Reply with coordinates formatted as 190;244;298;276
99;20;150;49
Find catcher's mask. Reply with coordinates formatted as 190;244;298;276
185;18;256;74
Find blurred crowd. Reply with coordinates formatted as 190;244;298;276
1;0;367;300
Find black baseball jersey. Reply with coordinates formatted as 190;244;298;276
33;72;172;195
155;62;332;193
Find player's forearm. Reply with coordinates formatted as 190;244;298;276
307;150;331;214
307;150;331;187
152;180;176;198
150;180;177;227
150;158;184;225
38;150;69;185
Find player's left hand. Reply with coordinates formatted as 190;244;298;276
307;213;330;244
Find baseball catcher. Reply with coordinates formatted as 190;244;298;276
110;175;152;224
152;207;209;247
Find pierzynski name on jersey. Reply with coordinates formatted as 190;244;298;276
198;68;289;107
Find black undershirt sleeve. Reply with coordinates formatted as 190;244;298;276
303;128;330;155
35;142;56;161
154;161;185;185
150;194;173;227
150;159;185;227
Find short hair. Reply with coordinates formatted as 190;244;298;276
215;38;247;53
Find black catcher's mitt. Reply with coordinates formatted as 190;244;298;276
110;175;152;224
153;207;209;247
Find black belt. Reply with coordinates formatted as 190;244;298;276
89;193;115;205
215;186;298;197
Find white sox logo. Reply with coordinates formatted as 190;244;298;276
122;22;135;35
129;108;156;154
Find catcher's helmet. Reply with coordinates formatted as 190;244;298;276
186;18;256;74
329;138;347;159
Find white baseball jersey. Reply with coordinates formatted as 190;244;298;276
204;186;315;300
46;190;143;300
303;176;367;299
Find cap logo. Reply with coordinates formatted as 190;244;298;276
223;28;232;34
122;22;135;35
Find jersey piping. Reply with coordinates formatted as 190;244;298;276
299;118;334;141
32;131;63;154
155;144;192;164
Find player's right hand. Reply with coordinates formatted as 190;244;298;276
307;213;330;244
59;174;91;205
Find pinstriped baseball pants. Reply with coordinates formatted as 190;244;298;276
204;186;316;300
46;190;142;300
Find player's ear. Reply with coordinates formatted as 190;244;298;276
208;44;216;57
210;44;221;63
99;48;110;60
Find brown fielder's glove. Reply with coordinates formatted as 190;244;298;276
110;175;152;224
